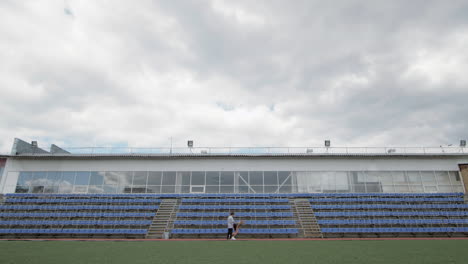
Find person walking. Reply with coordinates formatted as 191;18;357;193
227;212;236;240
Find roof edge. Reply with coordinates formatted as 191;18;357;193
9;153;468;160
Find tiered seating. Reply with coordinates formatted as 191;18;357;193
310;192;468;238
0;193;160;238
1;192;467;239
172;195;298;238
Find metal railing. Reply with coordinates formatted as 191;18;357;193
37;146;468;155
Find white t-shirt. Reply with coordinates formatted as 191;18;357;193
227;215;235;228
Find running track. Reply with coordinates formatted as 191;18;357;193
2;237;468;241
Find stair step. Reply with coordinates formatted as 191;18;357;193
146;199;179;239
292;198;323;239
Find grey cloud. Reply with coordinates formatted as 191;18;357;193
0;0;467;153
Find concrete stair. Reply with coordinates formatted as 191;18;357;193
146;199;179;239
292;199;323;238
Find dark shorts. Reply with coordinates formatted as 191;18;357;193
233;223;238;231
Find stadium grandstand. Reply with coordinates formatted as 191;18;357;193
1;138;468;240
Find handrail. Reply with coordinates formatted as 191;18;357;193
17;146;467;155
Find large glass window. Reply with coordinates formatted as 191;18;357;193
392;172;407;184
32;186;44;193
47;172;61;186
205;185;219;193
89;172;104;185
366;172;380;183
147;185;161;193
15;170;464;194
17;172;32;186
62;172;75;185
148;171;162;185
237;171;249;193
410;185;423;192
279;185;292;193
131;186;146;193
264;171;278;186
15;186;29;193
162;172;176;185
220;185;234;193
220;172;234;185
438;185;453;192
264;185;277;193
32;172;47;186
450;171;462;191
103;185;118;194
407;172;421;184
75;172;90;185
180;172;190;185
335;171;348;185
88;185;103;193
435;171;450;184
379;172;393;184
382;185;395;192
206;172;220;185
305;172;321;192
334;172;349;192
161;185;175;193
278;171;292;185
191;172;205;185
251;185;263;193
449;171;461;183
421;172;436;186
104;171;120;185
249;172;263;185
133;172;148;185
181;185;190;193
119;172;133;188
395;185;410;192
59;172;75;193
322;172;335;190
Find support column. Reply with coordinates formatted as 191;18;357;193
459;164;468;193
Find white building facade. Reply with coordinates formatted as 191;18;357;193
1;139;468;194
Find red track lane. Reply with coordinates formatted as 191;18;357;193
2;237;468;241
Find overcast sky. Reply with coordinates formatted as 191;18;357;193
1;0;468;153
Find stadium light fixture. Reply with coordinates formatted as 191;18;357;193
461;140;466;147
324;140;331;147
187;140;194;148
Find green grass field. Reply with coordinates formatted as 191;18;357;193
1;240;468;264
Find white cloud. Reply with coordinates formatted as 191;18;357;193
210;0;266;27
403;30;468;87
0;0;468;154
